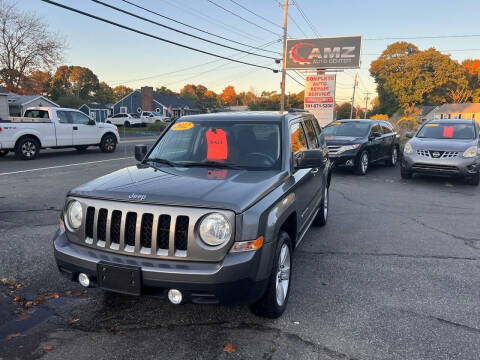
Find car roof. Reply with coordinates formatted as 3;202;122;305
179;111;306;122
334;119;376;123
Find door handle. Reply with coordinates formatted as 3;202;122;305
311;168;319;174
73;126;78;130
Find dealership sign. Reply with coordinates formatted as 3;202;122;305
304;74;336;127
286;36;362;69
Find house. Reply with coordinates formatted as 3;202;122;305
434;103;480;125
417;106;437;123
6;92;58;116
79;103;109;123
112;87;202;118
0;87;8;121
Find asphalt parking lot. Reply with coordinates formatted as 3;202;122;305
0;142;479;360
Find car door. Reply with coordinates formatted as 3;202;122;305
71;111;98;145
54;110;74;146
303;117;324;198
380;122;395;158
290;121;316;232
369;122;383;161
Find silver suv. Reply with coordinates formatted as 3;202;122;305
54;112;333;318
401;119;480;185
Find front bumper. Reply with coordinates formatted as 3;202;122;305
402;153;479;177
53;230;271;304
328;151;359;167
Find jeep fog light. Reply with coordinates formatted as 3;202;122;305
199;213;231;246
78;273;90;287
231;236;264;252
66;200;83;231
168;289;182;304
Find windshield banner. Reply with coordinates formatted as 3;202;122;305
304;74;336;127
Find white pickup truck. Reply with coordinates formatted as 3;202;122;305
140;111;170;124
0;107;120;160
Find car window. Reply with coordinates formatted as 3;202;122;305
24;109;50;119
323;121;370;137
71;111;91;125
312;118;322;136
371;123;382;135
380;123;392;134
417;123;475;139
56;110;71;124
304;119;319;148
290;122;308;154
113;114;121;118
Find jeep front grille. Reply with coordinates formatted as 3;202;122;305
416;149;458;158
70;198;235;261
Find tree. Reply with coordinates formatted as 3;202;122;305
335;102;353;119
95;82;115;104
112;85;133;101
24;70;51;95
0;0;65;93
49;65;100;101
221;85;237;106
156;86;176;96
179;84;215;109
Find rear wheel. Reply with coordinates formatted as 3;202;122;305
386;145;398;166
465;173;479;186
313;185;329;227
0;150;8;157
124;121;130;127
75;145;88;151
100;134;117;153
400;166;412;179
355;150;369;175
250;231;292;319
15;137;40;160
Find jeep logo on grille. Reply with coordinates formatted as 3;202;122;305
432;152;441;158
128;193;146;201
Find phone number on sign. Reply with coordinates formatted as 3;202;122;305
305;103;334;109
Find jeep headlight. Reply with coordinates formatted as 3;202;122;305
404;143;413;154
462;146;479;158
199;213;231;246
65;200;83;231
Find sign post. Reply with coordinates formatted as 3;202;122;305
304;73;336;127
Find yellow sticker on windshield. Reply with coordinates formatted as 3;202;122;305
331;121;341;125
171;122;194;131
425;123;439;127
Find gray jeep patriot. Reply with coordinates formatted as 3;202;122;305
54;111;332;318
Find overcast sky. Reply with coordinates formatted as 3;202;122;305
23;0;480;107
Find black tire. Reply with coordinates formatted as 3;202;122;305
106;121;111;124
100;134;117;153
250;231;292;319
15;137;40;160
75;146;89;151
400;166;412;179
354;150;369;175
313;184;329;227
386;145;399;167
124;121;130;128
0;150;8;157
465;173;479;186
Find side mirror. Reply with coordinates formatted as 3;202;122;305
372;131;382;138
405;132;414;138
88;119;96;125
295;149;324;169
135;144;148;162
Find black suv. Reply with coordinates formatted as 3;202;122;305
323;119;400;175
54;112;333;318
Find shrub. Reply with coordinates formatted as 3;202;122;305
371;114;389;120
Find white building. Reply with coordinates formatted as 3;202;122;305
7;93;58;117
434;103;480;123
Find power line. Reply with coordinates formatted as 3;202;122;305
229;0;283;29
294;0;320;37
93;0;278;60
288;14;308;37
365;34;480;41
206;0;281;37
119;0;281;56
41;0;276;72
363;48;480;56
286;72;304;87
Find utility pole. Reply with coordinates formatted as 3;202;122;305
349;73;358;119
364;92;371;119
280;0;289;112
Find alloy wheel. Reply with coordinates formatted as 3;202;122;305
22;141;36;158
275;244;291;306
392;147;398;165
361;152;369;173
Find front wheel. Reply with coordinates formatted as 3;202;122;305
0;150;8;157
100;134;117;153
355;150;369;175
15;137;40;160
313;185;329;226
465;173;479;186
250;231;292;319
400;166;412;179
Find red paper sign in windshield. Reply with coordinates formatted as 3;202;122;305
206;129;228;160
443;126;453;138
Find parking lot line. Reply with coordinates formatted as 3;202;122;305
0;157;133;176
119;138;157;144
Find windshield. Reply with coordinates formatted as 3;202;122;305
417;123;475;139
147;120;282;170
323;122;371;137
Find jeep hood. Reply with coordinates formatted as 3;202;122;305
70;165;287;213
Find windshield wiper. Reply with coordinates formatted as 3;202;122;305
145;158;179;167
181;161;242;169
